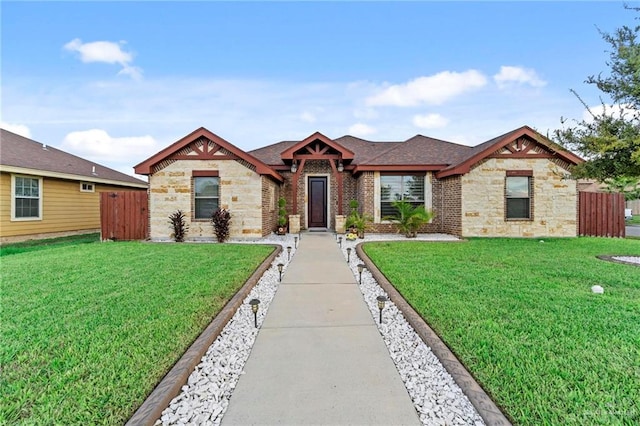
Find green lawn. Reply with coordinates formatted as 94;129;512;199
0;232;100;256
364;238;640;426
1;241;274;425
629;215;640;225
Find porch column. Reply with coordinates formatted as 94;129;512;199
329;159;343;215
291;158;306;215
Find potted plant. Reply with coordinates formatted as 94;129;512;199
276;197;287;235
388;199;433;238
345;200;371;238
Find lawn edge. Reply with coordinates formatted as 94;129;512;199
356;242;513;426
126;244;282;426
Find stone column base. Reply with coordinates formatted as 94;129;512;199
335;215;346;234
288;214;301;234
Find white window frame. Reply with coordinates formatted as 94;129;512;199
193;176;220;220
375;172;432;223
11;174;43;221
80;182;95;192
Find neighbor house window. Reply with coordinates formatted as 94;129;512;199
12;175;42;220
80;182;95;192
505;171;532;220
380;174;425;217
193;171;219;219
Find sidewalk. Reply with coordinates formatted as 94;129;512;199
222;232;420;425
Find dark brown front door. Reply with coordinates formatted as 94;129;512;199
308;177;327;228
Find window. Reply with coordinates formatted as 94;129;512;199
80;182;95;192
505;172;532;220
13;175;42;219
380;174;425;217
194;176;219;219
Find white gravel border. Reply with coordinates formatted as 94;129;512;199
156;233;485;426
340;234;485;426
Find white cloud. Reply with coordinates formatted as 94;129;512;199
366;70;487;107
300;111;316;123
583;104;638;122
348;123;376;136
1;121;31;138
64;38;142;79
62;129;157;163
412;113;449;129
493;66;546;89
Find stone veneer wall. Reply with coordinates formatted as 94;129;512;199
438;176;462;236
461;158;577;237
149;159;264;240
261;176;280;236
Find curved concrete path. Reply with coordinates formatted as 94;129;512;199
222;232;420;425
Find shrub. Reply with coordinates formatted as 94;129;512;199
388;200;433;238
212;208;232;243
277;197;287;231
168;210;188;242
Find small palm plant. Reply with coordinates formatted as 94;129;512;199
388;200;433;238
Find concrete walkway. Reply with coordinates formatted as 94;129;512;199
222;232;420;425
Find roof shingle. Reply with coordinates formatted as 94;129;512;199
0;129;147;186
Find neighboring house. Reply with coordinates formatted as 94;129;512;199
0;129;148;243
135;125;582;240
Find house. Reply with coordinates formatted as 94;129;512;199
134;125;583;240
0;129;148;243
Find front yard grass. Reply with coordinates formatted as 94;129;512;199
1;241;274;425
364;238;640;426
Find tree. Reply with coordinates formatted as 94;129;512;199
554;6;640;183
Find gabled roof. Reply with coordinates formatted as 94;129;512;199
197;125;584;178
0;129;147;187
435;125;583;178
279;131;354;161
351;135;473;172
134;127;283;182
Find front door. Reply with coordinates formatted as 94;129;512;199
308;177;327;228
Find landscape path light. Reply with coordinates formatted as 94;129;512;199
376;295;388;324
277;263;284;282
249;299;260;328
294;236;298;248
287;246;292;261
338;236;342;248
346;247;352;263
357;263;365;284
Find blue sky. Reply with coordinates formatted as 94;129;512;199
1;1;635;177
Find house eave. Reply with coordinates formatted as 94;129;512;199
0;165;148;188
133;127;284;183
352;164;449;174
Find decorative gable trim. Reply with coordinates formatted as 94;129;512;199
435;126;583;179
134;127;283;182
280;132;355;161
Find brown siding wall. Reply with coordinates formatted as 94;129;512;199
1;172;143;242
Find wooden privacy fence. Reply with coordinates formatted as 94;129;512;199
100;191;149;241
578;191;625;238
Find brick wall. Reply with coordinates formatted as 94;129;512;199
438;176;462;236
295;160;334;229
261;176;279;236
